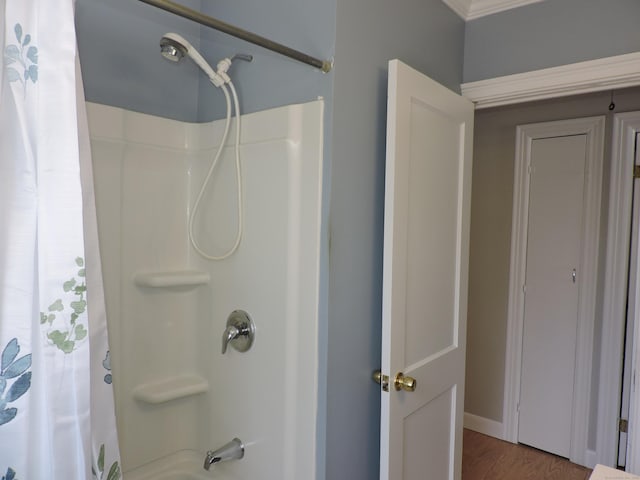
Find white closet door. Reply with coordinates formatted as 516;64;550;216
518;134;587;458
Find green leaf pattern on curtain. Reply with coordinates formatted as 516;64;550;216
40;257;88;354
92;444;121;480
2;6;121;473
102;351;113;384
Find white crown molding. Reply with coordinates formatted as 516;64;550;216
467;0;544;20
442;0;472;20
461;51;640;109
442;0;543;21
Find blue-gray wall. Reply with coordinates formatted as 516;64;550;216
327;1;463;478
464;0;640;82
76;0;203;122
76;1;463;479
196;0;336;122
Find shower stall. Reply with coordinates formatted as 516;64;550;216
87;98;324;478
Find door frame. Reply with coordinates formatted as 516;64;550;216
458;52;640;470
461;51;640;109
503;116;605;466
626;122;640;474
600;112;640;468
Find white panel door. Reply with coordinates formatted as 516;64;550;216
380;60;473;480
518;135;587;458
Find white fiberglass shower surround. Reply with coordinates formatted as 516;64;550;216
87;99;324;479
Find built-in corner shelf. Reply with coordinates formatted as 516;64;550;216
133;270;210;289
132;374;209;404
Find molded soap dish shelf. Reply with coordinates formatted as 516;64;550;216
133;375;209;404
134;270;210;289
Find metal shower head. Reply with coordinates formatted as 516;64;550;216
160;35;187;63
159;33;217;81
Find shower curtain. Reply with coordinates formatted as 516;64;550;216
0;1;121;478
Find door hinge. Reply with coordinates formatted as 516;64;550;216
620;418;629;433
634;165;640;179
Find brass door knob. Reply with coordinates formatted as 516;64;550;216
373;370;389;391
394;372;416;392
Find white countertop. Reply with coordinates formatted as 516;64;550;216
590;465;640;480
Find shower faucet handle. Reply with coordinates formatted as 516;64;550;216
222;325;240;354
221;310;255;354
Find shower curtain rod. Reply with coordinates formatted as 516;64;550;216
138;0;333;73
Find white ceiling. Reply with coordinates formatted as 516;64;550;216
443;0;544;21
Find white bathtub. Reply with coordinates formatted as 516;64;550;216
89;100;324;480
124;450;211;480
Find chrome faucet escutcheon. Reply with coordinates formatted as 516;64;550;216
221;310;255;354
203;438;244;471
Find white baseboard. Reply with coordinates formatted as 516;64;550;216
464;412;597;467
464;412;504;440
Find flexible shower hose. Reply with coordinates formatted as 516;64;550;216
188;80;243;261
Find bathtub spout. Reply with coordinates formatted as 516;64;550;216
203;438;244;471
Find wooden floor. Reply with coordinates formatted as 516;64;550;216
462;429;593;480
